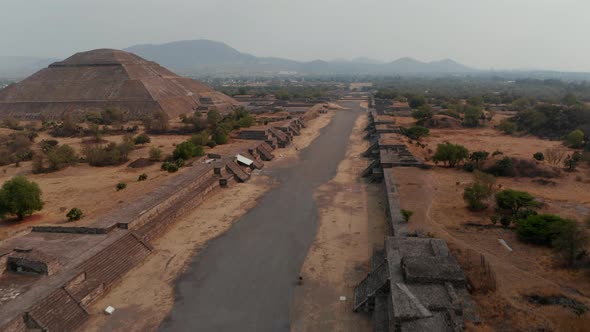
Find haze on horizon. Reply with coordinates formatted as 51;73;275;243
1;0;588;72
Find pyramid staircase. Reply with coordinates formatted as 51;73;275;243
353;260;390;312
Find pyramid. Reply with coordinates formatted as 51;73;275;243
0;49;238;119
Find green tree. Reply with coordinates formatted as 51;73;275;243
516;214;565;245
566;129;584;148
495;189;540;226
0;176;43;220
190;131;210;146
213;127;229;145
498;119;517;134
462;106;483;128
402;126;430;140
134;133;151;145
401;209;414;222
551;219;588;267
408;95;426;109
433;143;469;167
66;207;83;222
469;151;489;169
412;105;433;121
149;147;162;161
207;108;223;127
173;141;198;160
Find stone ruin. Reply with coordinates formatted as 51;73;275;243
0;139;274;332
354;110;479;331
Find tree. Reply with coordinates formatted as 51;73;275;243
462;106;483;128
412;105;433;121
564;155;578;171
498;119;517;134
237;114;256;128
464;182;492;211
402;126;430;140
408;95;426;109
401;209;414;223
173;141;198;160
0;176;43;220
190;131;210;146
516;214;565;245
213;127;229;145
551;219;588;267
433;143;469;167
207;109;223;127
533;152;545;161
101;108;125;124
46;144;78;171
143;110;169;134
149;147;162;161
495;189;539;226
469;151;489;169
66;208;83;222
134;133;151;145
566;129;584;148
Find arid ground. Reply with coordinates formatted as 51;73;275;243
394;116;590;331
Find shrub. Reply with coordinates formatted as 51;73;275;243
487;157;513;176
551;219;588;267
412;106;433;121
116;182;127;191
149;147;163;161
566;129;585;148
495;189;540;226
142;110;169;134
469;151;489;169
433;143;469;167
134;133;151;145
498;119;517;134
237;114;256;128
190;131;209;146
207;109;222;127
516;214;566;245
0;176;43;220
402;126;430;140
66;207;83;222
161;161;179;173
46;144;78;171
213;128;229;145
173;141;198;160
39;139;59;153
83;141;134;166
462;106;483;128
138;173;148;181
175;158;185;168
533;152;545;161
401;209;414;223
463;182;491;211
206;140;217;148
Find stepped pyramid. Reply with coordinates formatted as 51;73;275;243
0;49;238;119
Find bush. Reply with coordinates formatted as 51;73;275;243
213;128;229;145
175;158;185;168
138;173;148;181
412;106;433;121
463;182;492;211
516;214;566;245
551;219;588;266
533;152;545;161
206;140;217;148
237;114;256;128
487;157;513;176
149;147;163;161
401;209;413;222
433;143;469;167
566;129;585;148
173;141;198;160
83;141;134;166
402;126;430;140
142;110;169;134
66;207;83;222
0;176;43;220
116;182;127;191
134;133;151;145
462;106;483;128
161;161;179;173
495;189;540;226
469;151;489;169
190;131;209;146
498;119;517;134
46;144;78;171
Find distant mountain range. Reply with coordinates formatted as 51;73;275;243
3;39;590;80
124;40;475;76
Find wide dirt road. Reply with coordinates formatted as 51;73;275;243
159;102;363;332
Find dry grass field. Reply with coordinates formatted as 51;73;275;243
393;116;590;331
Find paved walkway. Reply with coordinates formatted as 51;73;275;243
160;102;363;332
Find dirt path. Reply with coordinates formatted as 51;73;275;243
83;111;337;332
290;112;387;331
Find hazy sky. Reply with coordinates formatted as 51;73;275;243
1;0;588;71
